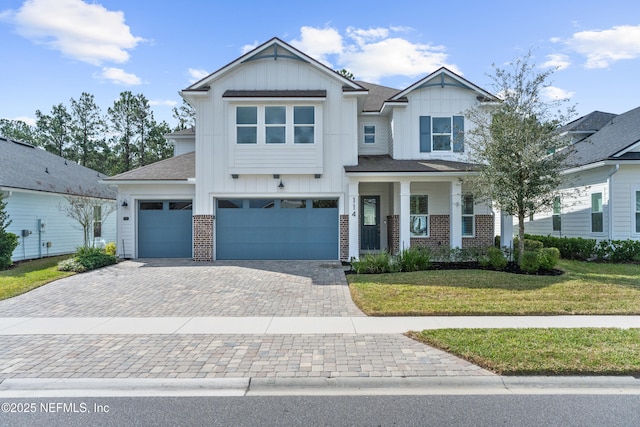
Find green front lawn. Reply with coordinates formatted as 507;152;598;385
348;260;640;316
0;255;74;300
408;328;640;375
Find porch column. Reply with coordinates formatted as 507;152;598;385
450;180;462;249
399;181;411;251
500;211;514;249
348;182;359;260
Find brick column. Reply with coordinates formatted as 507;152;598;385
387;215;400;255
193;215;213;261
339;215;349;261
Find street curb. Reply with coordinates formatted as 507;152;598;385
0;378;250;397
247;376;640;396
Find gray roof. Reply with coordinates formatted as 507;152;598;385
356;81;402;112
166;127;195;137
105;151;195;181
223;90;327;98
558;111;617;135
345;155;479;173
0;136;115;199
565;106;640;167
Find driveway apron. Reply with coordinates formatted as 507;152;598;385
0;260;492;380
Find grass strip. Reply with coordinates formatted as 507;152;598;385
0;255;74;300
408;328;640;375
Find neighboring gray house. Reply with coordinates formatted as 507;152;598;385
0;136;116;261
523;107;640;240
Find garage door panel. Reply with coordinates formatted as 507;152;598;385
216;199;338;260
138;201;192;258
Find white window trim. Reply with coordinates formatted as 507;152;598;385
591;192;604;234
410;194;429;238
552;196;562;232
363;124;376;144
461;194;474;238
234;104;317;145
633;189;640;236
432;117;453;152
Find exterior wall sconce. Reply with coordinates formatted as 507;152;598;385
121;200;128;207
231;174;239;179
278;180;285;190
273;174;280;179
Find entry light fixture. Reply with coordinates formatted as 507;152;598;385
273;174;280;179
121;200;128;207
278;180;285;190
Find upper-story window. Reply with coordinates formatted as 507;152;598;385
236;105;315;144
363;125;375;144
419;115;464;153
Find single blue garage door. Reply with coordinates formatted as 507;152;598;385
216;198;338;260
138;201;192;258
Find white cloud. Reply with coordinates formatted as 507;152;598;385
241;41;260;54
188;68;209;83
287;26;459;83
5;0;143;65
541;86;575;101
6;116;37;127
149;100;177;107
542;54;570;70
96;67;142;85
567;24;640;68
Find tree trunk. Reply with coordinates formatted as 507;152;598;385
518;212;526;266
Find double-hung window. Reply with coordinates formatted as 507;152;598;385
410;195;428;237
236;105;315;144
635;191;640;234
93;205;102;238
363;125;375;144
552;196;562;232
591;193;603;233
461;194;474;237
236;106;258;144
265;106;286;144
419;116;464;153
293;106;314;144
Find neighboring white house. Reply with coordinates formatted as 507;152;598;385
105;37;500;260
522;108;640;241
0;136;116;261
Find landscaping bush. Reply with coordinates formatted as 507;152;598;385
486;246;508;270
537;247;560;271
595;240;640;262
525;235;596;261
57;246;117;273
351;252;395;274
0;231;19;271
104;242;117;256
397;247;431;272
513;238;543;261
519;250;541;274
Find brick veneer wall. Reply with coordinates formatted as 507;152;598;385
410;215;450;250
387;215;400;255
339;215;349;261
462;214;494;249
193;215;213;261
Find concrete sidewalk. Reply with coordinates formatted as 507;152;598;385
1;315;639;335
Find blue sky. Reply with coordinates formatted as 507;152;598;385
1;0;640;128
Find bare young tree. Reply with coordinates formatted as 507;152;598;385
58;187;116;248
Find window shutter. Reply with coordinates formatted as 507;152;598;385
453;116;464;152
419;116;431;153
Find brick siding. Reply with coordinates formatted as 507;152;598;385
462;214;494;249
410;215;450;250
387;215;400;255
193;215;213;261
339;215;349;261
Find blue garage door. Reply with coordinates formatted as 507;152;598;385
216;199;338;260
138;201;192;258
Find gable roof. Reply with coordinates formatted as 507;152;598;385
183;37;367;93
565;106;640;167
557;110;617;136
356;81;402;112
0;136;115;199
104;151;195;181
389;67;498;102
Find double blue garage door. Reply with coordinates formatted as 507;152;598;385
216;198;338;260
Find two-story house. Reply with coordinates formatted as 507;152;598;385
105;37;499;260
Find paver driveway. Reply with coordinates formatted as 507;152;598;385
0;259;363;317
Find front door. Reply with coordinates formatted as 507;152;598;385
360;196;380;250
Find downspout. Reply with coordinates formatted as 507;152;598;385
606;164;620;241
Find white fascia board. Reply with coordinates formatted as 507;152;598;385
223;97;326;103
613;140;640;157
102;180;195;186
344;171;478;179
1;185;115;200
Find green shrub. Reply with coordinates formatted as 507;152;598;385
486;246;508;270
537;247;560;271
514;238;543;260
57;257;87;273
351;252;394;274
104;242;117;256
520;251;541;274
0;231;19;270
525;235;596;260
397;247;431;272
57;246;117;273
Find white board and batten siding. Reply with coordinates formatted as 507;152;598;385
6;190;116;261
392;85;480;161
358;116;391;156
190;54;359;216
610;164;640;240
115;183;195;258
